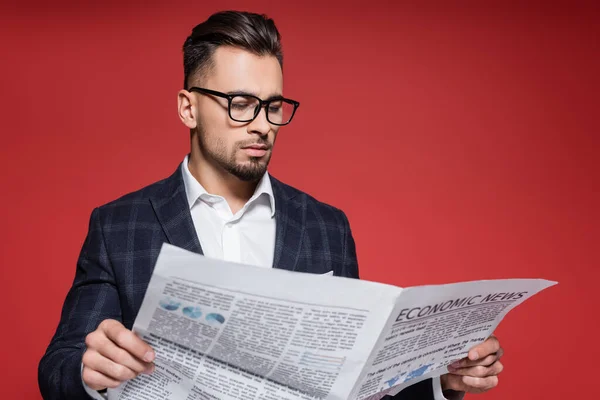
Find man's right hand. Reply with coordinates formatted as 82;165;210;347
82;319;155;390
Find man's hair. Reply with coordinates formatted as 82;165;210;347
182;10;283;89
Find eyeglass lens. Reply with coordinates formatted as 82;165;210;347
230;95;295;124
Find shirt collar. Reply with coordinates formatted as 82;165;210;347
181;154;276;217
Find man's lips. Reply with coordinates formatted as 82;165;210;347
242;144;269;150
242;144;270;157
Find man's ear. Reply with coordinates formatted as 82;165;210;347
178;90;197;129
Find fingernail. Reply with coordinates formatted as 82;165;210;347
144;364;155;374
450;361;461;368
447;365;456;372
469;351;479;360
143;351;155;362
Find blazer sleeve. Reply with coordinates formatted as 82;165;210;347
340;211;360;279
340;212;436;400
38;208;122;400
386;379;435;399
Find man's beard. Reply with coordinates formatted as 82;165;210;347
227;156;269;181
197;125;272;182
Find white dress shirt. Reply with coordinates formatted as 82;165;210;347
181;155;276;268
84;155;455;400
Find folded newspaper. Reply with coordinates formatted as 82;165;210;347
108;243;556;400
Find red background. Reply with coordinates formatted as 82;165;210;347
1;1;598;399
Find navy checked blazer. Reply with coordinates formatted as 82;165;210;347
38;164;435;400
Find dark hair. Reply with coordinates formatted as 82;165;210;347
182;10;283;89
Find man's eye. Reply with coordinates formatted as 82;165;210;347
231;103;251;110
268;101;283;113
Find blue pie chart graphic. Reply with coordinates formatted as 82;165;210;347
206;313;226;324
159;298;181;311
182;306;203;319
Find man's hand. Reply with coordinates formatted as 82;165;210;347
82;319;155;390
441;335;504;394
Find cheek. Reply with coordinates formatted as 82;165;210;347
209;129;246;159
199;100;235;131
269;129;280;146
200;111;242;150
213;137;229;157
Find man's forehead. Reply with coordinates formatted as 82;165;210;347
206;46;283;95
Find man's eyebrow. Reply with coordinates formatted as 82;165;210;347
225;90;284;100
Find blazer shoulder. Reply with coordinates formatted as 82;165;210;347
94;169;180;219
271;176;350;225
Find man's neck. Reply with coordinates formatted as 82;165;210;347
188;153;259;214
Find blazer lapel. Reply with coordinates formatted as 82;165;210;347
150;169;306;268
150;166;203;255
271;176;306;272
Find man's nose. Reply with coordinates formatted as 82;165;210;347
247;105;271;135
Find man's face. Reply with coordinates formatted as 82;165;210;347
190;46;283;181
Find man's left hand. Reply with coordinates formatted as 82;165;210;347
441;335;504;394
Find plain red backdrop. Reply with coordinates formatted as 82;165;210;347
1;1;598;399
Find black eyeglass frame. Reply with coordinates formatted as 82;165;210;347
188;87;300;126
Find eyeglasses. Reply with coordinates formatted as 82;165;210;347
188;87;300;126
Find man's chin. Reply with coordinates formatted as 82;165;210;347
228;163;268;182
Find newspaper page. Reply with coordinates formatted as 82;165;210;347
108;243;400;400
350;279;555;400
108;243;555;400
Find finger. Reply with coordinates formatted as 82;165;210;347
89;333;153;374
100;319;155;362
82;349;138;382
468;335;500;360
496;346;504;359
449;351;501;368
462;375;499;391
82;366;122;390
441;374;477;393
448;361;504;377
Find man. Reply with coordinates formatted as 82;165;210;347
38;10;504;400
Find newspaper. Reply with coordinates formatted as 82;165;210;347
108;243;556;400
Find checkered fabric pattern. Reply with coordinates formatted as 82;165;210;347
38;164;433;399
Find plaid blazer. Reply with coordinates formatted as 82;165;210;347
38;165;434;400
